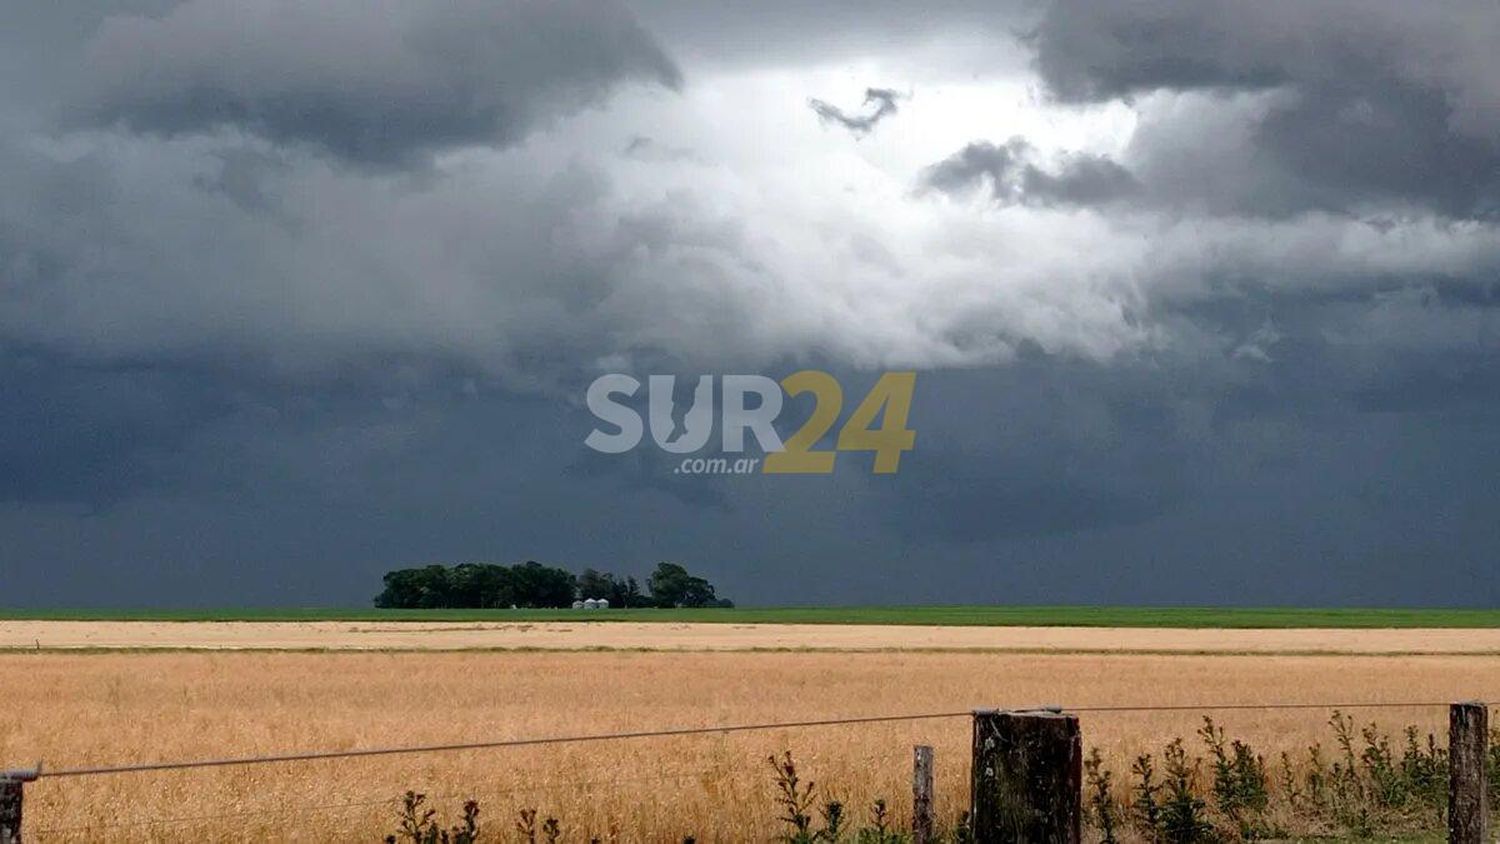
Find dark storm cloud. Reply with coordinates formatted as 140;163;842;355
0;339;502;509
0;349;239;506
0;129;698;386
566;445;732;510
72;0;682;167
894;457;1170;543
8;345;1500;607
923;138;1139;207
874;360;1187;545
1028;0;1500;219
878;305;1500;565
809;88;903;136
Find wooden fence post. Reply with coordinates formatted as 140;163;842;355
912;744;934;844
970;709;1081;844
0;780;19;844
0;767;38;844
1449;701;1488;844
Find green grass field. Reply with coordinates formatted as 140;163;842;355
1;605;1498;627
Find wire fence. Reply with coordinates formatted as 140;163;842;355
23;698;1478;779
27;749;917;836
33;710;974;779
27;770;726;836
9;698;1494;840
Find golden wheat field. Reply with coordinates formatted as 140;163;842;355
6;620;1500;653
1;629;1497;843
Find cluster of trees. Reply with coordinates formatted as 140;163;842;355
373;561;731;610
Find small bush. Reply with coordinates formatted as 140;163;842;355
384;792;479;844
770;751;819;842
855;798;906;844
1084;747;1120;844
770;751;923;843
1158;738;1216;843
1099;712;1474;843
1198;716;1271;838
1130;752;1162;835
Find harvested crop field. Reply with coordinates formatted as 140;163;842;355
5;620;1500;653
2;643;1498;841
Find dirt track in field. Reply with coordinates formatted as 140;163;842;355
3;619;1499;653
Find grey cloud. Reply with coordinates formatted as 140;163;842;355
809;88;903;136
627;1;1033;67
566;443;731;511
877;362;1185;544
923;140;1026;195
0;349;235;506
1029;0;1500;219
0;131;661;386
192;147;291;217
72;0;681;167
923;138;1139;207
622;135;699;163
1030;1;1288;103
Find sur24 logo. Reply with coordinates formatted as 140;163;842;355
584;371;916;474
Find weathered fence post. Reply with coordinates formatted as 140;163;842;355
912;744;934;844
0;780;18;844
0;767;38;844
970;709;1081;844
1448;701;1488;844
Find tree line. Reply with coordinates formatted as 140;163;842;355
373;561;732;609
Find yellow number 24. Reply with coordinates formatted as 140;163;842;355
763;371;916;475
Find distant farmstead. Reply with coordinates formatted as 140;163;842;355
373;561;729;609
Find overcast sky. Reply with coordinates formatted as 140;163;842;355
3;0;1499;608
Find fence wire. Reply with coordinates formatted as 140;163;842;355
17;699;1493;840
29;773;699;836
28;699;1476;780
28;753;909;836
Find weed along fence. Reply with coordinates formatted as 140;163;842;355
0;701;1493;842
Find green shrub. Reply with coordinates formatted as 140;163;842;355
1198;716;1271;838
1158;738;1216;843
1084;747;1120;844
1130;752;1163;835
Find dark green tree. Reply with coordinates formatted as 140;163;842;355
374;564;461;609
508;561;577;608
622;575;645;608
647;562;718;608
449;563;514;608
374;568;427;609
575;568;615;602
